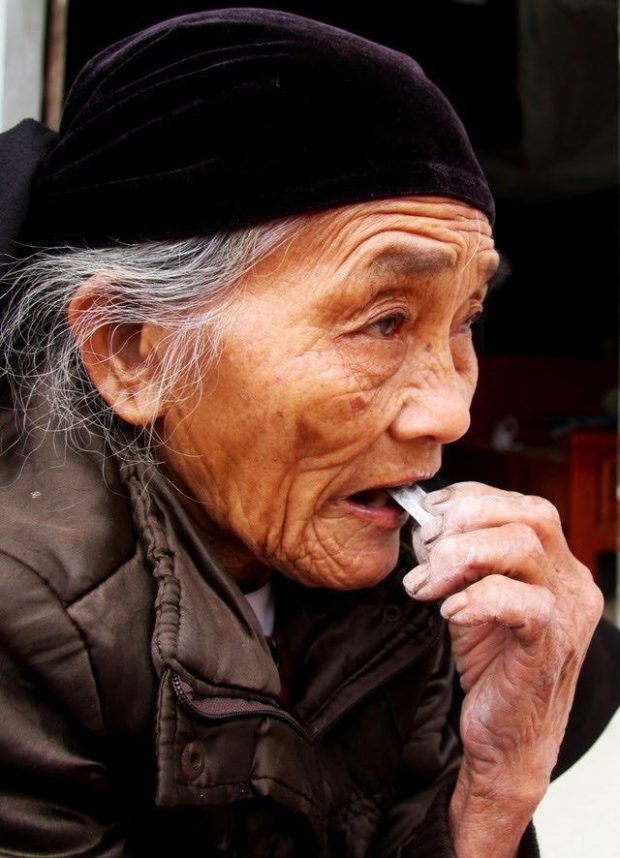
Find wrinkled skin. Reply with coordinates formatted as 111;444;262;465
157;197;602;853
162;197;495;590
405;483;603;854
74;195;603;856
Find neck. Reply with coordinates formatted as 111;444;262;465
161;465;272;593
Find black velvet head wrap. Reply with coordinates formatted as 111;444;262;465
8;7;495;252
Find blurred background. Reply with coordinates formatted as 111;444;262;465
1;2;618;852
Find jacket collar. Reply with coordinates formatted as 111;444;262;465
126;465;282;699
126;463;441;732
125;461;443;844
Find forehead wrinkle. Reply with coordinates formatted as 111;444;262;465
267;207;499;313
461;210;484;273
360;241;498;297
298;199;493;277
304;209;457;269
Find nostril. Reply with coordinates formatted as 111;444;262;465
389;389;472;445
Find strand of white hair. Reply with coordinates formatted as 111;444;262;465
0;218;301;466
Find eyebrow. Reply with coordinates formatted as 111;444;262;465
364;246;509;290
364;247;454;278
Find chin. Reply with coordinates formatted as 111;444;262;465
280;537;401;591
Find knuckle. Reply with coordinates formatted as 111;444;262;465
523;494;561;529
574;558;597;586
567;562;604;620
430;533;462;566
506;521;544;562
477;572;505;601
583;583;605;621
454;481;486;495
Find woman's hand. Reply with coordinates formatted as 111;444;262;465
403;482;604;858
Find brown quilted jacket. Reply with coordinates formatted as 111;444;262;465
0;404;550;856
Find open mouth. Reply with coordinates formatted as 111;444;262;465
347;487;404;509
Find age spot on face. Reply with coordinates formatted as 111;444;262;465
160;196;499;591
350;396;368;413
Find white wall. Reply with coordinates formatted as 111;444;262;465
535;708;620;858
0;0;46;131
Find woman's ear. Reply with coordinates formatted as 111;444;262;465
68;280;168;427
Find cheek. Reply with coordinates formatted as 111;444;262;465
239;346;393;463
291;388;382;456
287;342;405;452
176;363;373;489
451;335;479;392
291;382;396;474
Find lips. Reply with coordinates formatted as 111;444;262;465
342;484;411;530
346;474;433;505
347;487;402;509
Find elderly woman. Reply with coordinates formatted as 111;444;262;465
0;8;613;858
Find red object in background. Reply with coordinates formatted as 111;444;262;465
568;431;617;580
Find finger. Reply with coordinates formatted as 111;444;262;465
417;483;568;564
405;521;554;600
424;481;522;509
440;574;556;646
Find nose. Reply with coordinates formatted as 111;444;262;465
388;352;474;445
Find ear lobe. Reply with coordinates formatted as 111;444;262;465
68;281;167;427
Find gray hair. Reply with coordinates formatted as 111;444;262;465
0;217;302;466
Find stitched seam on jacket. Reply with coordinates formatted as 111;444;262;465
175;774;318;809
124;469;181;671
170;776;321;821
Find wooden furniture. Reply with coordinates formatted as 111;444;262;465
567;431;617;578
442;355;618;583
465;355;617;449
444;431;617;582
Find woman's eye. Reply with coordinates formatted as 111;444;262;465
364;312;407;338
460;308;484;333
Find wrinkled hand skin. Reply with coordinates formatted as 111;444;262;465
403;481;604;858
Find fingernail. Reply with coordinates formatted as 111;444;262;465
420;514;443;545
441;592;468;618
403;564;430;597
426;487;451;507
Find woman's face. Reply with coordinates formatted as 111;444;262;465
162;197;499;589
